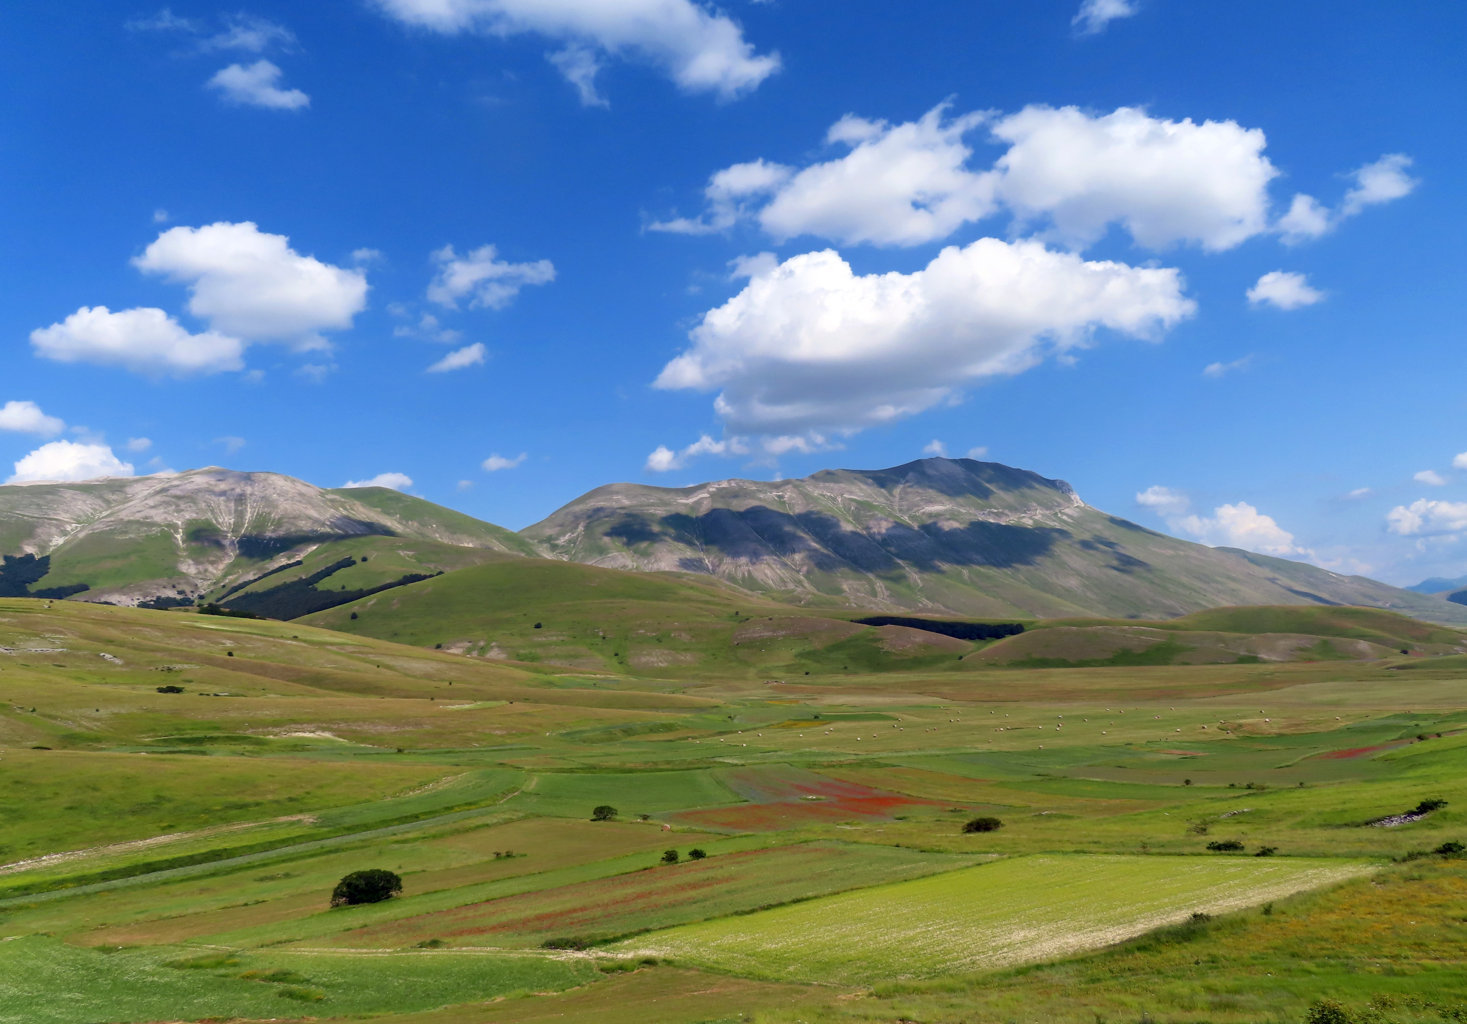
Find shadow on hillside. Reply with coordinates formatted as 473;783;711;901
636;506;1070;575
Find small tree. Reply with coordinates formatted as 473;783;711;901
591;805;617;821
688;848;707;860
660;849;679;864
331;869;402;907
962;816;1003;833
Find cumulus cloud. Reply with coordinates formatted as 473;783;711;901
922;440;948;457
1073;0;1139;34
1278;154;1418;243
0;401;65;437
1138;485;1306;558
207;60;309;110
657;103;1281;252
482;452;527;471
1453;452;1467;471
645;434;748;472
124;437;153;452
426;342;486;373
1414;470;1447;487
1247;271;1325;310
343;471;413;490
655;238;1194;438
1203;355;1253;378
1136;484;1190;519
427;244;555;310
966;445;989;459
370;0;779;101
992;105;1276;250
394;312;462;344
1387;499;1467;537
31;306;245;376
1178;502;1304;557
134;222;367;346
8;441;135;484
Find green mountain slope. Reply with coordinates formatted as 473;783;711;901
522;457;1467;625
0;468;533;609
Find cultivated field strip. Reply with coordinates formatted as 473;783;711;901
616;853;1376;984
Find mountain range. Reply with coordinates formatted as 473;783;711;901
2;458;1463;626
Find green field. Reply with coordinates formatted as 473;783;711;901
616;853;1376;984
1;597;1464;1023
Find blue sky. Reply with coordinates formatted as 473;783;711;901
2;1;1463;585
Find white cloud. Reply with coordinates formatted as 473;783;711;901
351;248;384;264
1278;154;1418;243
207;60;309;110
965;445;989;460
201;14;297;54
457;479;474;491
394;312;462;344
1073;0;1139;35
922;440;948;457
1342;154;1418;217
30;306;245;376
644;434;748;472
482;452;527;471
153;208;171;224
427;342;486;373
655;238;1194;437
1452;452;1467;471
124;437;153;453
658;103;1280;252
547;44;609;107
1346;487;1374;500
214;435;247;454
1414;470;1447;487
1136;484;1191;519
1275;193;1332;244
650;160;793;235
134;222;367;346
0;401;65;437
1203;355;1253;378
8;441;135;484
427;244;555;310
370;0;778;101
131;10;296;53
992;106;1276;251
1176;502;1304;557
1387;499;1467;537
343;471;413;491
1247;271;1325;310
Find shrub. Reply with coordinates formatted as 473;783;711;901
1414;798;1448;815
1207;840;1245;852
660;849;679;864
1305;999;1351;1024
963;816;1003;833
688;848;707;860
330;868;402;907
156;685;184;694
591;804;617;821
1255;845;1278;857
1435;840;1465;856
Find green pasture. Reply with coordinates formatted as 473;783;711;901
618;853;1377;984
0;597;1465;1023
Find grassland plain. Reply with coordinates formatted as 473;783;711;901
1;598;1465;1023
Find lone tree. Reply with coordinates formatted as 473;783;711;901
687;848;707;860
962;816;1003;833
330;869;402;907
660;849;679;864
591;805;617;821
